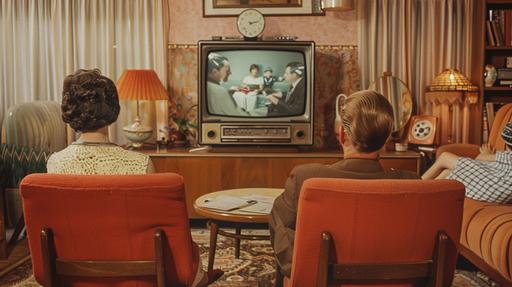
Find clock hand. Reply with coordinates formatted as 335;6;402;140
249;20;260;24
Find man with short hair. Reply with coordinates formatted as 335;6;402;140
269;90;419;284
207;53;266;116
266;62;305;116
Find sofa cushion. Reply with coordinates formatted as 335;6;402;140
462;198;512;281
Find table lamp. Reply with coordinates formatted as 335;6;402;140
430;68;478;91
427;68;479;145
117;69;169;148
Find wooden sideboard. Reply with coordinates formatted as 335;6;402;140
146;148;422;218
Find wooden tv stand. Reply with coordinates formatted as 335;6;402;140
146;148;422;218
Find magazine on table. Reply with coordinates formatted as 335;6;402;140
200;194;277;214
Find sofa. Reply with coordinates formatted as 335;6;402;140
436;103;512;286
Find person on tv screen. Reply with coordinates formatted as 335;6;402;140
269;90;419;285
242;64;263;91
266;62;305;116
262;67;283;94
206;53;266;116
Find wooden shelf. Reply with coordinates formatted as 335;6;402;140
485;94;512;103
485;86;512;91
486;46;512;50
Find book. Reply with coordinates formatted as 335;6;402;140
505;10;512;46
486;20;496;46
491;20;503;46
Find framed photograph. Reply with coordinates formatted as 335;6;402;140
203;0;324;16
407;115;438;146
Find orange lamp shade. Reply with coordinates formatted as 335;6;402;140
117;69;169;101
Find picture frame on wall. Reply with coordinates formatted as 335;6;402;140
203;0;324;16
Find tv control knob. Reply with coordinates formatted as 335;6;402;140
207;130;216;138
296;130;305;139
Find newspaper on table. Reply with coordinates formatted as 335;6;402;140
199;194;277;214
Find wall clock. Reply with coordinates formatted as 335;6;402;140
237;9;265;40
407;115;438;145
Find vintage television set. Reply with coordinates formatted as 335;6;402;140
198;40;315;146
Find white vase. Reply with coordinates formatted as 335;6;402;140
484;65;497;87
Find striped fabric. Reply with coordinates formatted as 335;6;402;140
1;101;66;152
0;144;52;188
461;198;512;282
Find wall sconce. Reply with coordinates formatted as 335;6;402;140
321;0;354;11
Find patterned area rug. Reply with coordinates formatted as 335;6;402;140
1;228;498;287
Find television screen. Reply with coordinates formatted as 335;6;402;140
206;49;306;118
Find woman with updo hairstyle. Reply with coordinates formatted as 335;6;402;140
47;69;154;174
47;70;215;285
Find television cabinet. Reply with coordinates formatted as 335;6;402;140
146;149;422;218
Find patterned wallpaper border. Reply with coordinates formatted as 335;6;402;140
167;45;360;149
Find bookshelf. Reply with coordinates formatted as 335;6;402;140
472;0;512;144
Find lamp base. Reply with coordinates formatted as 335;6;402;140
123;116;153;148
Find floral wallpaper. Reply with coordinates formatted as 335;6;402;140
167;44;360;149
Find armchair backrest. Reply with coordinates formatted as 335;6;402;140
20;173;198;287
289;178;465;287
1;100;66;152
489;103;512;151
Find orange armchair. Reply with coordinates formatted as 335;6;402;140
286;178;465;287
20;173;210;287
436;103;512;158
435;104;512;286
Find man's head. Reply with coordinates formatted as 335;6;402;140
502;122;512;150
207;53;231;83
338;90;394;153
283;62;304;83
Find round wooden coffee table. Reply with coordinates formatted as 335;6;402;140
194;188;284;272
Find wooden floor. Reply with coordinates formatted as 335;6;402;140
0;239;30;278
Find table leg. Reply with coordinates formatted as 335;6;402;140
208;221;219;272
235;226;241;259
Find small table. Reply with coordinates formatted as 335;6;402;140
194;188;284;272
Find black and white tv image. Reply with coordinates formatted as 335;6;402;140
198;41;315;146
206;50;306;118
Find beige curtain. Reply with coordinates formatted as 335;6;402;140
358;0;474;114
0;0;169;145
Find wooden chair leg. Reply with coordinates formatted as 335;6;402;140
274;263;284;287
429;231;448;287
235;226;242;259
316;231;332;287
208;220;219;272
8;214;25;247
154;229;166;287
40;228;56;287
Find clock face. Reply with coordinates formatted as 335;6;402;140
237;9;265;39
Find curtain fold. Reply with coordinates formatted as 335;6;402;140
0;0;169;145
358;0;474;115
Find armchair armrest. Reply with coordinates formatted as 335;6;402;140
436;144;480;159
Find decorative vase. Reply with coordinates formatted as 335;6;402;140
484;65;497;87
